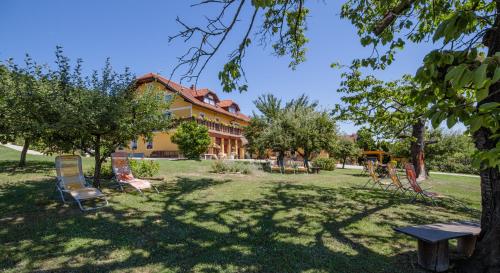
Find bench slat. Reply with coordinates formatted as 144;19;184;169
394;221;480;243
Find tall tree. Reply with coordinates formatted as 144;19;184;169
43;48;172;187
74;61;171;187
289;102;337;170
335;73;430;179
330;138;362;169
0;56;55;166
341;1;500;270
173;1;500;269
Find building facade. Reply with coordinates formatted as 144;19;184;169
121;73;250;158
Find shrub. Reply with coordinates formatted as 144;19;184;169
211;160;229;173
427;154;479;175
129;159;160;177
210;160;253;174
171;121;211;159
85;159;160;178
86;161;113;178
312;158;336;171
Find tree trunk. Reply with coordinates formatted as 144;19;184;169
410;118;427;180
93;135;101;188
278;151;285;173
460;6;500;272
342;157;346;169
19;138;30;167
303;151;310;172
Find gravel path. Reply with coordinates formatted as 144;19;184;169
1;143;43;155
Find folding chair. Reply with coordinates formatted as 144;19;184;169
111;152;159;195
55;155;108;211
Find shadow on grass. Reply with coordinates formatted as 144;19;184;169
0;160;54;175
0;175;478;273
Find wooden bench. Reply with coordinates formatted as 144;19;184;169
394;221;480;272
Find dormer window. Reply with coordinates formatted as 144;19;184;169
204;94;216;105
228;105;237;113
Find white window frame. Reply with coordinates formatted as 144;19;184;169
164;94;173;102
204;94;216;105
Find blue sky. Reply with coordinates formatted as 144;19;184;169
0;0;438;133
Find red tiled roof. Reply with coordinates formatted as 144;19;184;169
136;73;250;122
218;100;233;107
218;99;240;111
192;88;219;98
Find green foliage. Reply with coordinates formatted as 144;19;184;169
128;159;161;178
210;160;253;174
246;93;336;165
0;56;58;165
312;158;336;171
171;121;211;159
388;139;411;158
329;139;362;168
173;1;309;92
341;0;499;169
87;159;161;178
86;161;113;178
334;71;425;143
425;129;478;174
243;117;267;158
1;47;172;184
291;104;338;161
355;127;377;151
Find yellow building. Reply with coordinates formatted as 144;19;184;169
120;73;250;159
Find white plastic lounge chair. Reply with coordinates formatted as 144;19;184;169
55;155;108;211
111;152;159;195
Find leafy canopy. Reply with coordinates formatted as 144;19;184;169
171;121;212;159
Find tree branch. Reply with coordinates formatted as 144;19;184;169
374;0;416;36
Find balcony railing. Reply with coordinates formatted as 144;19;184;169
178;117;243;136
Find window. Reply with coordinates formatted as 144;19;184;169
199;112;206;119
146;140;153;150
164;94;173;102
131;140;138;150
204;94;216;105
228;106;237;113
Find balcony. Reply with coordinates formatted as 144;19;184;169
178;117;243;136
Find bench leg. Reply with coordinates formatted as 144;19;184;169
457;236;477;257
417;240;449;272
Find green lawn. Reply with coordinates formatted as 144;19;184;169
0;145;481;273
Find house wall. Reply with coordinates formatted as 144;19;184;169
120;81;248;158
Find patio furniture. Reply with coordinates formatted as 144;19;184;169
404;163;444;205
387;162;411;195
363;160;392;189
111;152;159;195
203;153;218;160
55;155;108;211
284;160;296;174
293;161;308;174
268;160;282;173
394;221;480;272
307;161;320;174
